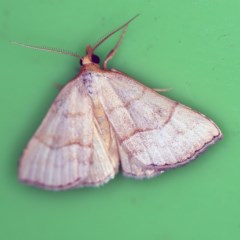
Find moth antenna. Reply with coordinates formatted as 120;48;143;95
92;14;139;51
11;41;81;58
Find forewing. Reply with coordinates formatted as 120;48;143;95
19;77;118;190
98;71;222;178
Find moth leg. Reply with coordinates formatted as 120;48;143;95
153;88;172;92
110;68;123;73
103;25;128;69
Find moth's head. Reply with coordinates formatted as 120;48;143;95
80;45;100;66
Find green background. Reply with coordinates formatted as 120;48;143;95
0;0;239;239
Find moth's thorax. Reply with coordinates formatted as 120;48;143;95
81;72;92;95
81;68;112;150
80;70;112;150
81;68;104;97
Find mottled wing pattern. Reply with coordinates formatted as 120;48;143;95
98;71;222;178
19;77;118;190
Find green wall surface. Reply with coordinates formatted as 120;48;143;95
0;0;239;240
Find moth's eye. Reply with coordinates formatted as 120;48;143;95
92;54;100;64
80;58;83;66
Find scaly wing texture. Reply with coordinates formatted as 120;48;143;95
97;71;222;178
19;77;118;190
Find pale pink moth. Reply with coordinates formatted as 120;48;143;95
17;16;222;190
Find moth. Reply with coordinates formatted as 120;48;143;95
18;16;222;190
